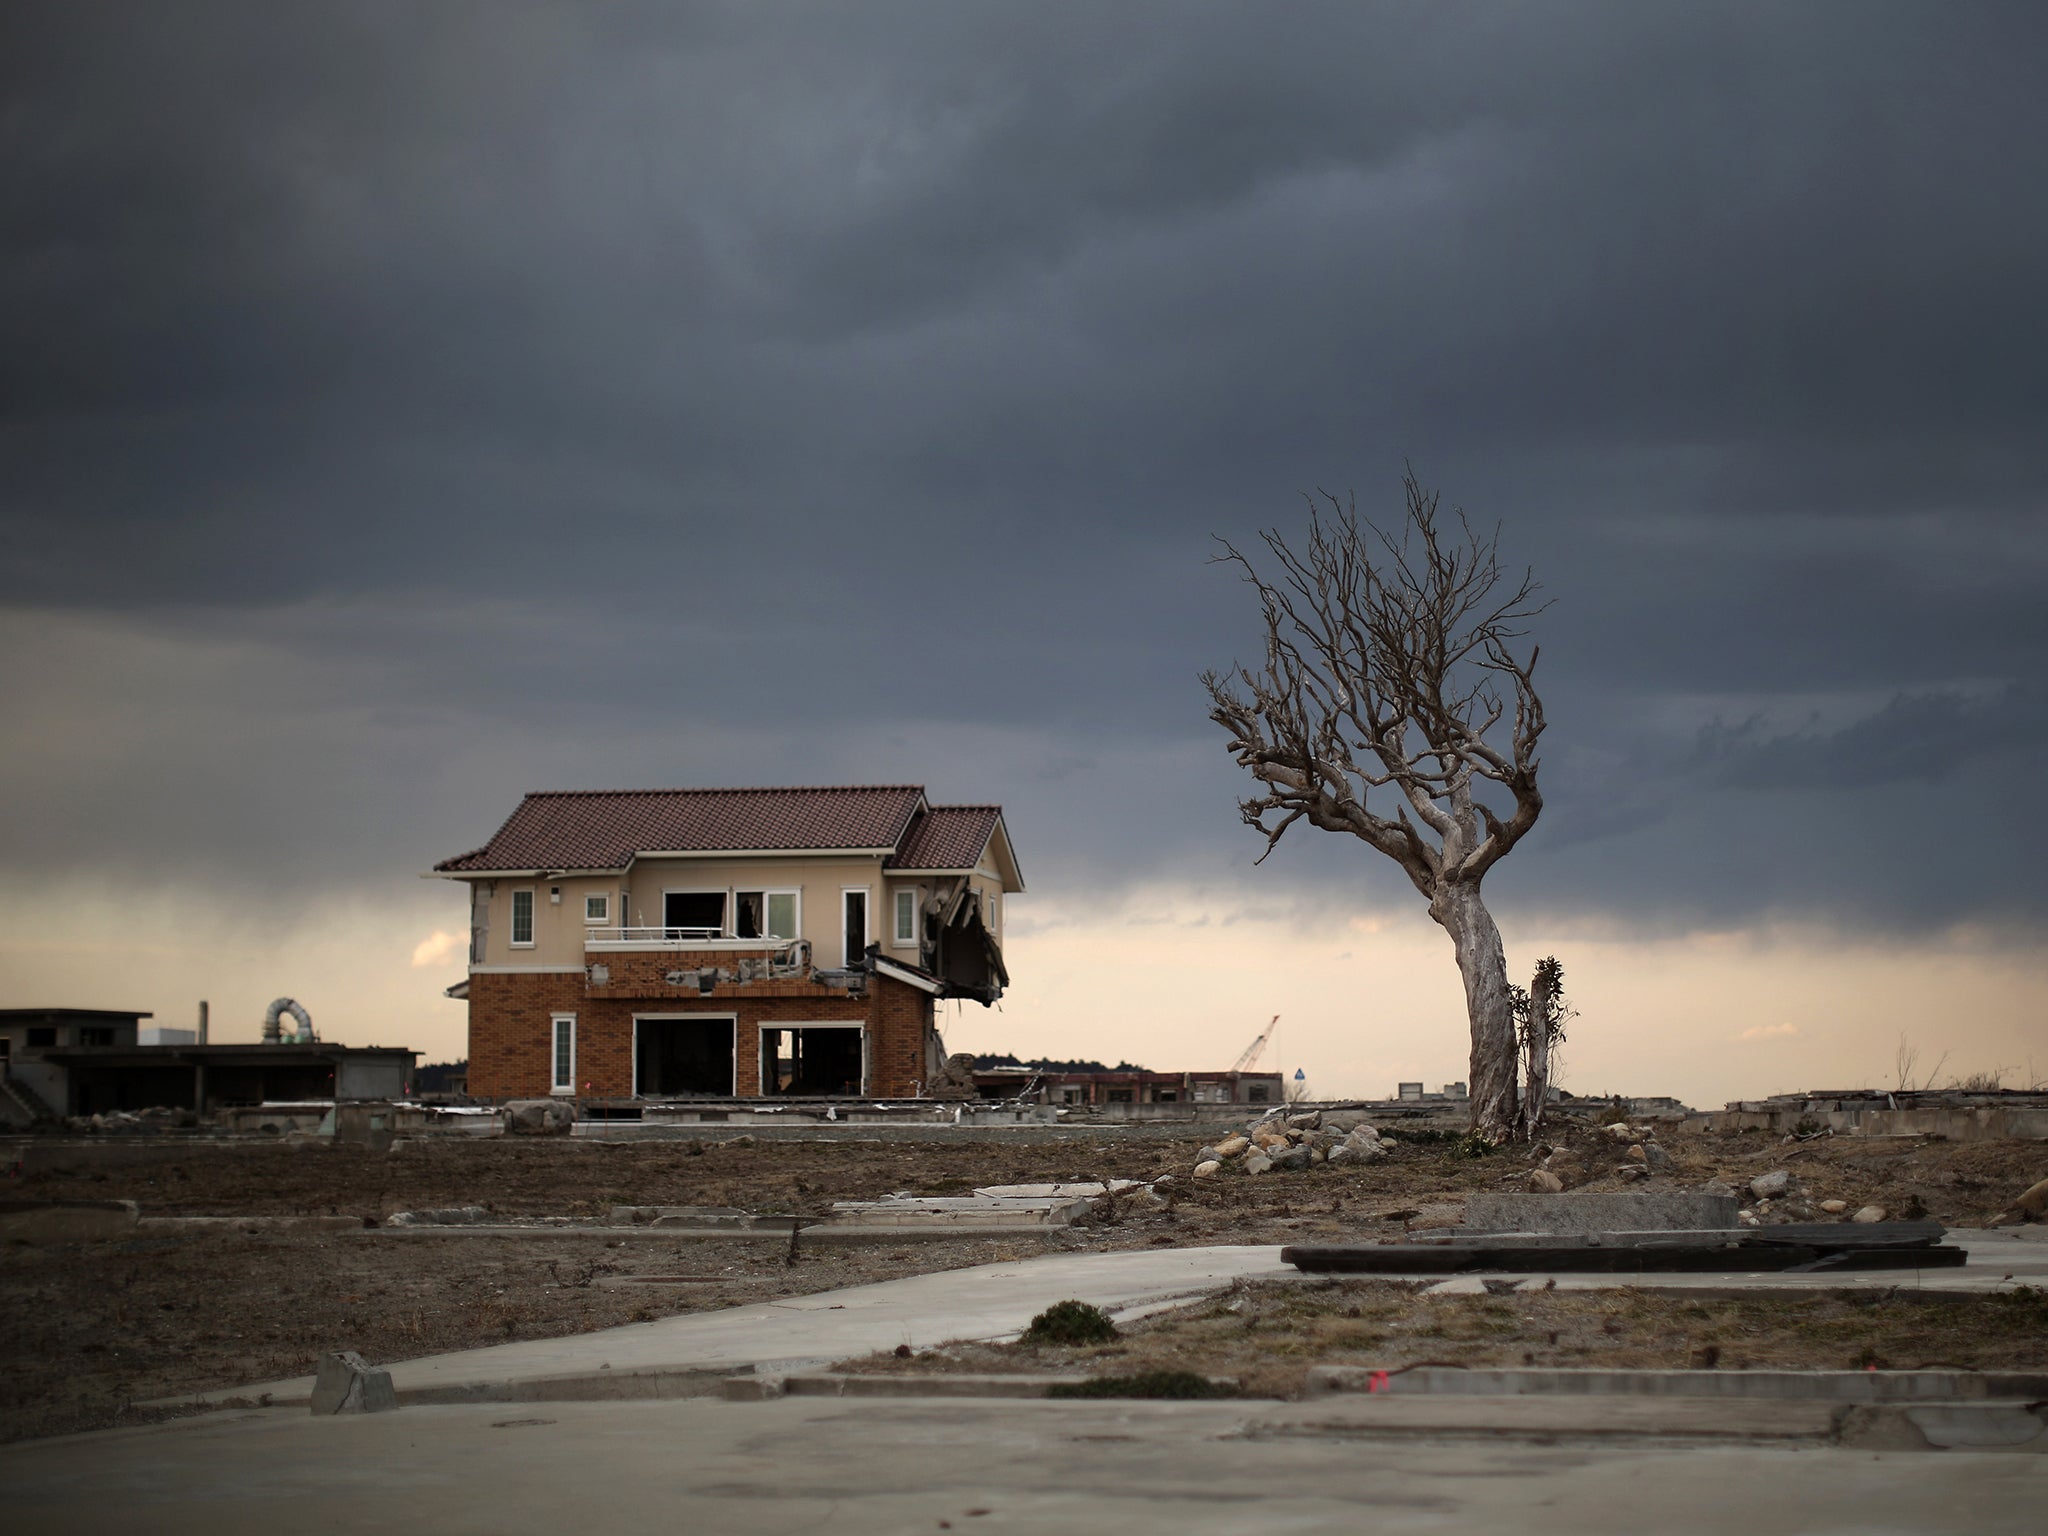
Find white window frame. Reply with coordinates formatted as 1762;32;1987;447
550;1013;576;1095
841;886;871;967
985;891;999;933
734;887;802;942
892;887;918;947
631;1013;737;1098
584;892;609;925
661;888;729;938
756;1020;866;1097
510;887;536;948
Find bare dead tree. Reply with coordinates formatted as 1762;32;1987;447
1203;471;1548;1142
1512;956;1573;1140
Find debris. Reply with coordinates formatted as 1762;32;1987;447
1525;1170;1565;1193
1242;1150;1273;1176
1192;1160;1222;1179
1749;1170;1793;1200
386;1206;488;1226
1852;1204;1889;1224
310;1351;397;1415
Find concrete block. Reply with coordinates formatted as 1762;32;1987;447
1462;1191;1739;1234
310;1351;397;1415
0;1200;139;1244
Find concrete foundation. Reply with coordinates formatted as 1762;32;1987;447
1462;1191;1740;1234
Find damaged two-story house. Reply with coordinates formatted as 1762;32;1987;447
432;785;1021;1101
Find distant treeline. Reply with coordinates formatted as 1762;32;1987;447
414;1060;468;1093
971;1053;1151;1074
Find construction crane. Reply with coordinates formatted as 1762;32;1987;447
1231;1015;1280;1073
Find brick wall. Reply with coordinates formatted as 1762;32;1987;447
465;967;937;1100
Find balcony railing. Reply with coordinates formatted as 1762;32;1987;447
583;926;801;951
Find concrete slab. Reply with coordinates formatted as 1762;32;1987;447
1463;1190;1739;1232
7;1396;2043;1534
159;1244;1295;1409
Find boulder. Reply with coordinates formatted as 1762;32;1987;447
1525;1169;1565;1193
1321;1110;1373;1134
1242;1150;1274;1176
1643;1144;1674;1172
311;1351;397;1415
2014;1177;2048;1219
1212;1134;1250;1159
1748;1170;1793;1200
1819;1199;1850;1215
1286;1111;1322;1132
1852;1204;1888;1223
1192;1160;1222;1179
1269;1145;1314;1172
1701;1181;1736;1199
505;1099;576;1135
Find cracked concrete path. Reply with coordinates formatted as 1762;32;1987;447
174;1243;1296;1406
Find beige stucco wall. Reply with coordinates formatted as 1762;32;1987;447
461;841;1016;970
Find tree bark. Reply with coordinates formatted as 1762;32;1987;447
1431;880;1518;1141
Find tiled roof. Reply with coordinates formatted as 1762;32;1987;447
885;805;1002;871
435;786;927;872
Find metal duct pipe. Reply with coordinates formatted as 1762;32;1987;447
262;997;313;1044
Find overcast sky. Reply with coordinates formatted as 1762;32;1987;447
5;3;2045;1096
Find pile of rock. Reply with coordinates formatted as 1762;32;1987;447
1700;1168;1892;1226
1191;1107;1391;1178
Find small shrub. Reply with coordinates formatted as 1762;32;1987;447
1024;1300;1118;1346
1594;1104;1629;1127
1046;1371;1234;1400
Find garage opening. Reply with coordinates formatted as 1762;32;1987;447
759;1024;864;1097
634;1016;734;1096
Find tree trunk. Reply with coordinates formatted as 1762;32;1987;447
1523;960;1557;1141
1431;880;1518;1142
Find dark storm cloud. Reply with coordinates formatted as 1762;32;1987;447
3;1;2047;931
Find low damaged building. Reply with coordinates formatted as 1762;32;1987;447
433;785;1021;1102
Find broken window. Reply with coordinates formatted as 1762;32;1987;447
663;890;726;938
758;1025;863;1096
634;1017;733;1096
510;889;535;947
1246;1083;1271;1103
735;890;799;941
1107;1087;1133;1103
842;889;868;967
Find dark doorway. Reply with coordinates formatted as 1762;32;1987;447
635;1017;734;1096
759;1027;863;1096
663;891;726;938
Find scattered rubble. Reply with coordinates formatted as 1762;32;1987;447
1192;1107;1386;1177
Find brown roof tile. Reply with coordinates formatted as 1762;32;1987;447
886;805;1001;872
435;785;927;872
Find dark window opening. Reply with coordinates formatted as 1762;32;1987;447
635;1018;733;1096
1106;1087;1134;1103
27;1027;56;1047
734;891;764;939
842;890;867;967
1153;1089;1178;1103
1246;1084;1271;1103
663;891;726;938
758;1027;863;1096
79;1027;116;1047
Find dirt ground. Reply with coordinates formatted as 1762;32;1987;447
4;1118;2043;1443
842;1279;2048;1398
